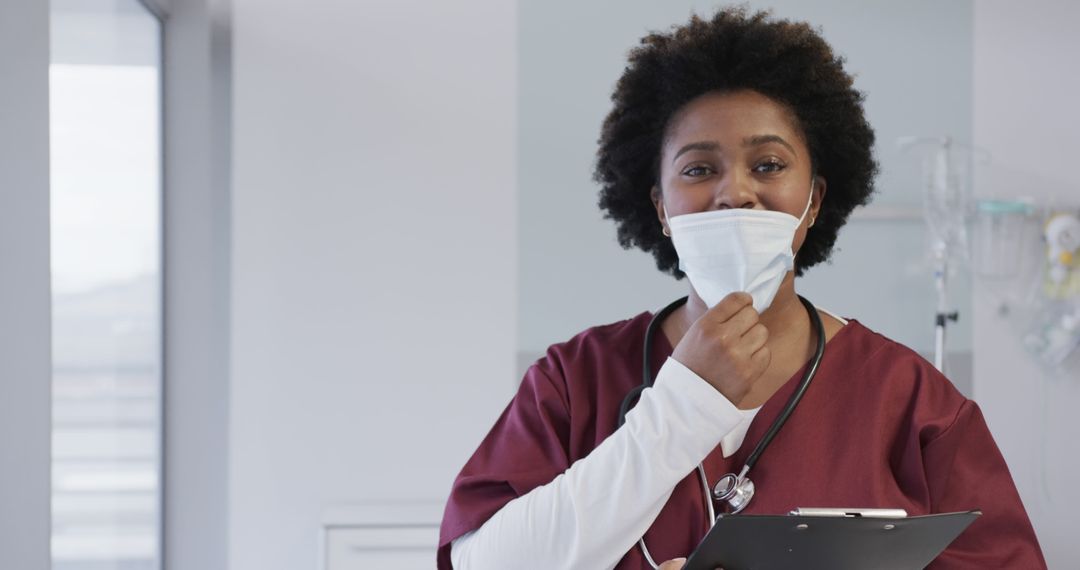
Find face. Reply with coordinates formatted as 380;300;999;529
653;90;826;255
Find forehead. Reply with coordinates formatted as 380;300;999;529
663;90;805;149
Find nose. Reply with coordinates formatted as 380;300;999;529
712;171;757;210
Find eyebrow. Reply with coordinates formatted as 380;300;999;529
671;134;797;163
744;134;797;156
671;141;721;162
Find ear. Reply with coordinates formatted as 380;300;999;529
651;185;670;236
809;175;827;228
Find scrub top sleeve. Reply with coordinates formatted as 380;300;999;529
437;362;572;567
922;400;1047;569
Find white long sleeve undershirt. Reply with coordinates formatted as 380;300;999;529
450;357;759;569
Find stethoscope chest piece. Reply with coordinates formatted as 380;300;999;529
713;472;755;514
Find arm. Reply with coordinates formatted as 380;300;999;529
450;357;743;569
923;400;1046;569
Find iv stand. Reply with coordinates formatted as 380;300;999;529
927;137;960;372
900;134;973;373
932;240;959;371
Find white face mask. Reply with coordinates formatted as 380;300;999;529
665;182;814;312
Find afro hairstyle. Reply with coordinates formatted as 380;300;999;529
594;6;878;277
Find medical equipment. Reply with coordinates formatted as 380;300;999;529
970;199;1045;324
969;203;1080;369
1043;212;1080;294
1023;304;1080;368
616;294;825;569
899;136;981;371
1016;211;1080;368
972;198;1036;295
973;200;1035;280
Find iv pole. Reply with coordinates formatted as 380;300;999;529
930;138;959;372
932;241;959;371
905;136;963;372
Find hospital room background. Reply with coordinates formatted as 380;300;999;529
1;0;1078;568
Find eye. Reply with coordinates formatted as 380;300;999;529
753;159;786;174
681;164;714;177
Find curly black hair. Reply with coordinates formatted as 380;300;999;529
594;6;878;278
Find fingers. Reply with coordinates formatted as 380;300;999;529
750;344;772;377
671;291;771;403
744;322;769;354
723;304;761;338
702;295;761;341
658;558;687;570
707;291;753;322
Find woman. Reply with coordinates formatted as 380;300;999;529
438;7;1045;569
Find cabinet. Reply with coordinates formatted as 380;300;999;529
321;503;443;570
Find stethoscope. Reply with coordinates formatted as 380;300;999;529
616;294;825;568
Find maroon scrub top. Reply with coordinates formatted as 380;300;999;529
438;311;1046;569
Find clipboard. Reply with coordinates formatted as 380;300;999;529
683;509;980;570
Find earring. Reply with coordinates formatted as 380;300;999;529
809;217;815;228
663;227;671;237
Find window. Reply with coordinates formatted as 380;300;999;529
50;1;163;568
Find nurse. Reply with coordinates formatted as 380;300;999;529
439;7;1045;569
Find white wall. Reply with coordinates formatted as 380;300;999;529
972;1;1080;567
0;0;52;568
517;0;974;375
163;1;233;569
229;1;517;569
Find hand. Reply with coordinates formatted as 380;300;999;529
658;558;686;569
670;291;770;404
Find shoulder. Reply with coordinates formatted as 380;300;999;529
836;319;970;442
517;311;654;421
532;311;652;380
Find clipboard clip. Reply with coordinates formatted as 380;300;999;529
789;507;909;518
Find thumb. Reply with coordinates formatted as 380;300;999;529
657;558;687;570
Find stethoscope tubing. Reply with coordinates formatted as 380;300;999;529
619;294;826;568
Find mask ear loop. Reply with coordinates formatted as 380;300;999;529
792;179;818;262
798;179;816;226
